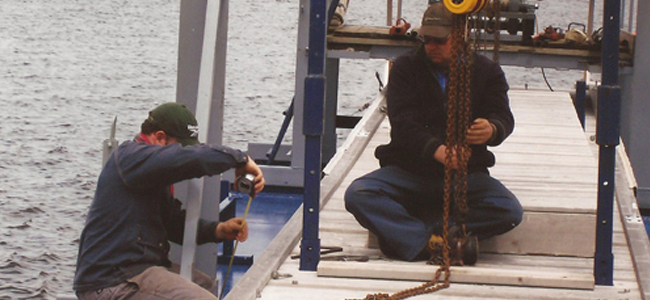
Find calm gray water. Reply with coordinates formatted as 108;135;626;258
0;0;610;298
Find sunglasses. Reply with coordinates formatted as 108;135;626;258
419;35;450;45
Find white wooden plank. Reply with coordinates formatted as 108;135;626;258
480;212;596;257
265;256;639;300
359;212;595;257
261;279;640;300
317;260;594;290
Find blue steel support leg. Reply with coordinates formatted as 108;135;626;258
323;58;340;166
267;98;294;165
300;0;327;271
595;144;616;285
595;86;621;285
301;132;322;271
594;0;621;286
574;80;586;130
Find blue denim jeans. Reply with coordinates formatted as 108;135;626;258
345;165;523;261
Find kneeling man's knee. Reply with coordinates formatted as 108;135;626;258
506;200;524;228
344;179;364;213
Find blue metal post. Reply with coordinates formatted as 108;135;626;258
267;98;294;165
594;0;621;286
300;0;327;271
574;80;586;130
323;58;340;166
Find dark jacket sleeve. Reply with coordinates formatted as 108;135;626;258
113;141;247;245
161;196;221;245
115;142;248;191
472;55;514;146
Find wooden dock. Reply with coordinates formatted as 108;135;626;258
225;90;647;300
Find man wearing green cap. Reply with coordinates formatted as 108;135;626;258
345;2;522;265
74;102;265;299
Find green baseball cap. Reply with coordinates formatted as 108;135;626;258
147;102;200;146
419;3;453;38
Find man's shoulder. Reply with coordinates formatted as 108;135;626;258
397;46;419;58
473;54;500;68
472;54;505;77
393;47;425;68
113;140;167;162
115;139;148;153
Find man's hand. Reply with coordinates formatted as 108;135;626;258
435;144;453;169
216;218;248;242
235;156;265;197
433;145;456;169
434;144;472;169
467;118;495;145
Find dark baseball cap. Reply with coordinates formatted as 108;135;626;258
147;102;200;146
419;3;453;38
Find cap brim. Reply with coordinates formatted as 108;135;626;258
418;26;451;39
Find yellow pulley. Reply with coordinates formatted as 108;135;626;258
443;0;488;14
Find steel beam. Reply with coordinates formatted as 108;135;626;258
594;0;621;286
173;0;229;288
300;0;327;271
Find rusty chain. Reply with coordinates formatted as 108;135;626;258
348;11;474;300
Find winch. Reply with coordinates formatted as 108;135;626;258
429;0;538;45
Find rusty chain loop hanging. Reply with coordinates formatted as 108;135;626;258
491;0;502;63
444;15;469;237
348;10;475;300
448;13;472;226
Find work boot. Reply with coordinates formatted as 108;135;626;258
426;234;446;265
448;225;479;266
426;225;479;266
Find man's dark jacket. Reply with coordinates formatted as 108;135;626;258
376;45;514;177
73;140;248;292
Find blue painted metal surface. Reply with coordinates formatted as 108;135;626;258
301;137;322;271
217;191;303;297
644;215;650;241
594;0;621;286
300;0;327;271
596;86;622;146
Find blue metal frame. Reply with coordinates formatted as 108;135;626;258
300;0;327;271
574;80;586;130
267;98;294;165
594;0;621;286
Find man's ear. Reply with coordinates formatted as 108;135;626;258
152;131;168;146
